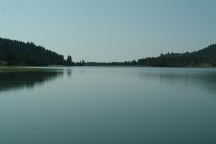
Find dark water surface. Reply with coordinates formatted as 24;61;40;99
0;67;216;144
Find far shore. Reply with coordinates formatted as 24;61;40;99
0;65;215;71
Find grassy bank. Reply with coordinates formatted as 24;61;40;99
0;67;62;72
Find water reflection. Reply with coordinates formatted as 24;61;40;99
0;70;63;92
67;68;72;77
134;68;216;95
0;67;216;144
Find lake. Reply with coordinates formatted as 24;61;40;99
0;67;216;144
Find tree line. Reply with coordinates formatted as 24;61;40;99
81;44;216;67
0;37;73;66
0;37;215;67
137;44;216;67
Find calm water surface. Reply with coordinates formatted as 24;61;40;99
0;67;216;144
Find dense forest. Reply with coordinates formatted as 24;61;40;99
136;44;216;67
0;37;73;66
83;44;216;67
0;37;215;67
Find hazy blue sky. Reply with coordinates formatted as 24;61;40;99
0;0;216;62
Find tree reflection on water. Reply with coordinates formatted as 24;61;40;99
0;70;63;92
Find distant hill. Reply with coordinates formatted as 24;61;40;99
0;37;73;66
82;44;216;67
137;44;216;67
1;37;215;67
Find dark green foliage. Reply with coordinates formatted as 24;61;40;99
81;44;216;67
66;55;74;66
136;44;216;67
0;37;72;66
1;36;215;67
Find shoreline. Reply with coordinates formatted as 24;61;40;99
0;65;215;69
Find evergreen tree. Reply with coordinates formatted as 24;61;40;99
0;37;69;66
66;55;73;66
